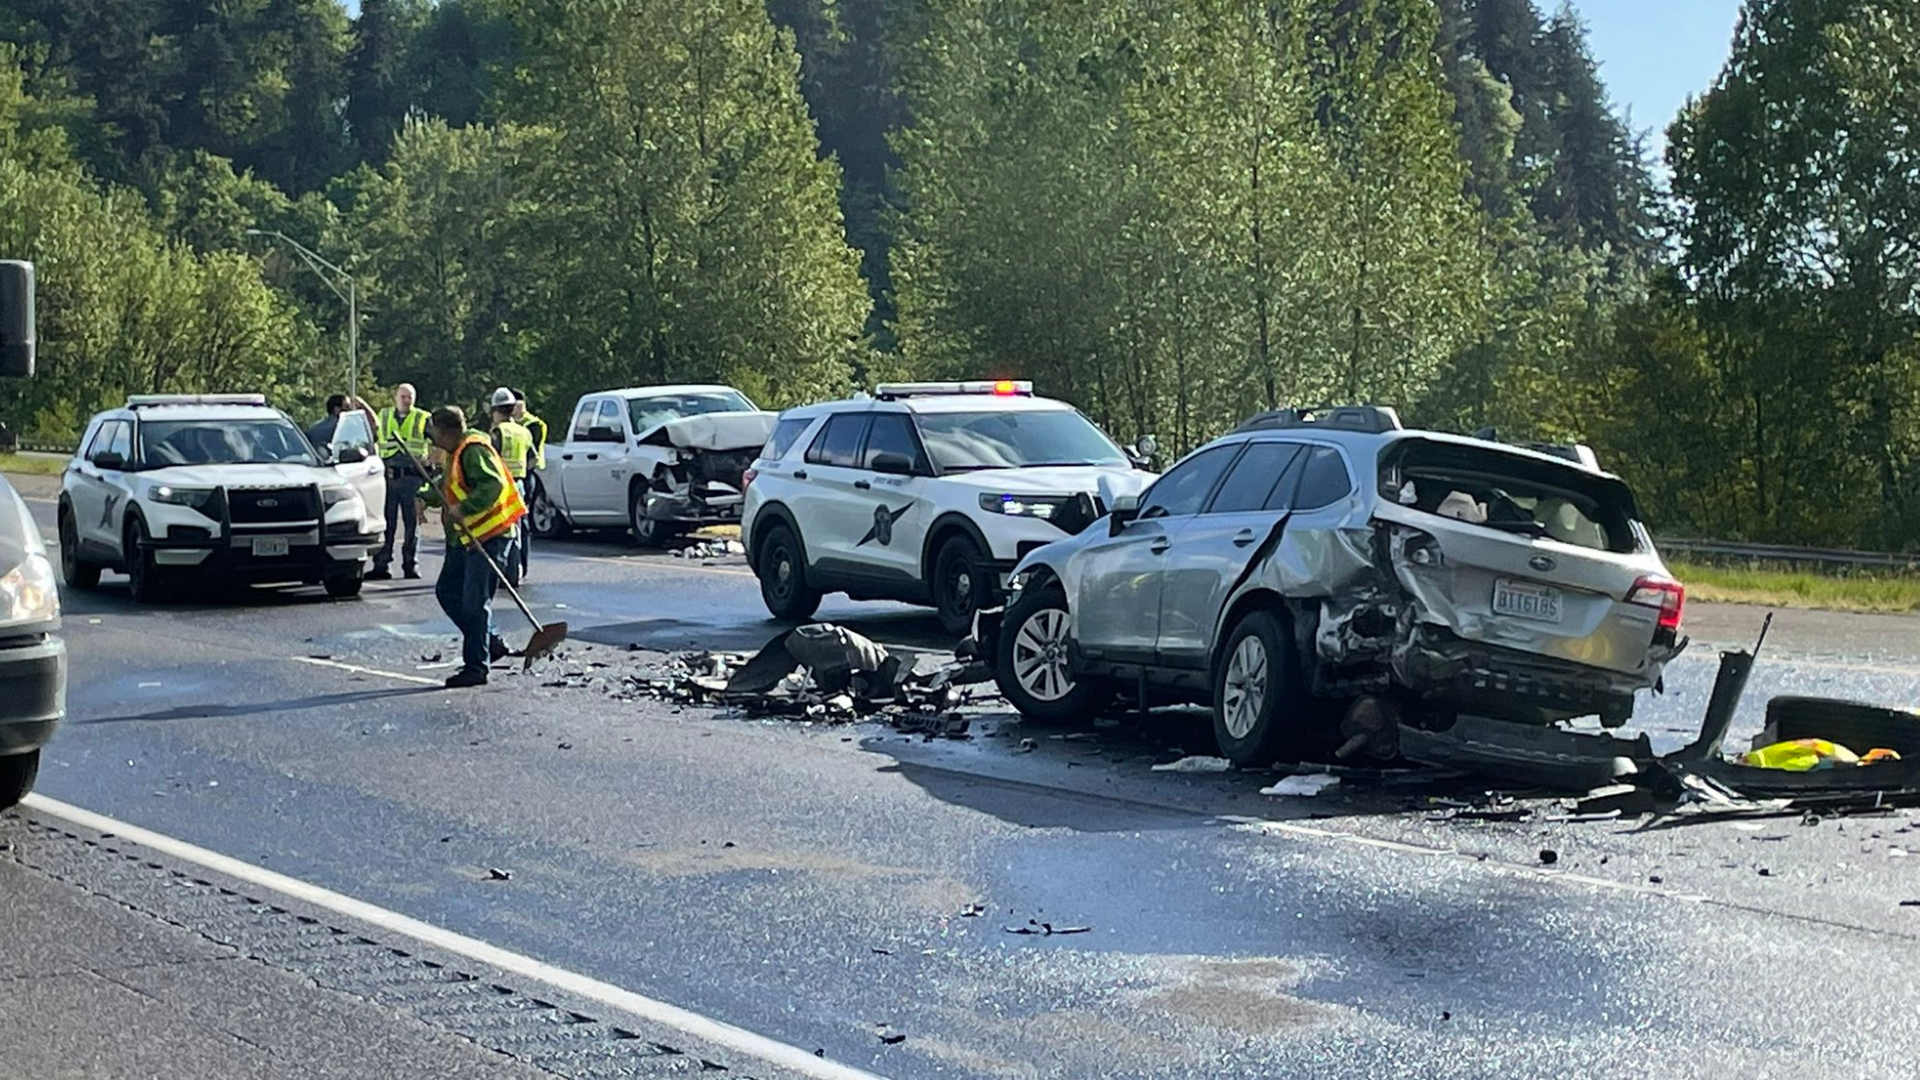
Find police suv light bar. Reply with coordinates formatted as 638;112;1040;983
127;393;270;408
874;380;1032;400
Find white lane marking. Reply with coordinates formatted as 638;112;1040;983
21;794;896;1080
292;656;441;687
570;553;756;578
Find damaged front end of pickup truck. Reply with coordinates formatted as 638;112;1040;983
1281;437;1688;767
631;412;777;543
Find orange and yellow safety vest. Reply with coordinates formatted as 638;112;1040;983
445;433;527;545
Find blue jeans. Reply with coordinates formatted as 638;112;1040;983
436;534;512;675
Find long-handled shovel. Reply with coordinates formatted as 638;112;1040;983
396;441;567;668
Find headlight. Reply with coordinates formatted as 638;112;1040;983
978;493;1072;519
0;553;58;624
152;485;218;511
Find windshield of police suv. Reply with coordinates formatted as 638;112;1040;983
628;391;757;435
139;419;318;468
914;409;1128;472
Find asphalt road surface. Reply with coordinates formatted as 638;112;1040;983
7;487;1920;1079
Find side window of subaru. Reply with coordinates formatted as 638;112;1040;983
1292;446;1355;511
1140;444;1237;519
1207;441;1303;514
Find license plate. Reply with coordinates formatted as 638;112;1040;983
252;537;290;558
1492;578;1562;622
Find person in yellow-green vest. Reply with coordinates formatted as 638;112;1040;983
421;406;526;689
488;387;535;585
370;382;431;581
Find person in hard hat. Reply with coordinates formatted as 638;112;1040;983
369;383;430;580
487;387;536;585
510;389;546;581
419;406;525;689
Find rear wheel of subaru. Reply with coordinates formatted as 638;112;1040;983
757;525;821;622
58;505;100;589
995;585;1105;724
1211;609;1309;768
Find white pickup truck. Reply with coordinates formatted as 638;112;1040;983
526;384;777;546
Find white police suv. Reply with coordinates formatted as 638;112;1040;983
58;395;386;602
741;381;1156;635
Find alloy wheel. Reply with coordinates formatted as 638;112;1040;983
1011;608;1074;702
1221;635;1270;739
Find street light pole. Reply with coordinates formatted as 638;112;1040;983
244;229;358;393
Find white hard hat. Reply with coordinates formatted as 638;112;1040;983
489;386;516;408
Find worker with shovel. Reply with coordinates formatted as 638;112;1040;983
420;406;528;689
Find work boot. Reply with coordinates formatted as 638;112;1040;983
444;669;488;689
403;567;421;580
366;567;393;582
489;635;513;663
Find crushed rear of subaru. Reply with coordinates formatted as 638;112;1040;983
1295;429;1686;765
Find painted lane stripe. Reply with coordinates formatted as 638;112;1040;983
20;794;896;1080
292;656;442;686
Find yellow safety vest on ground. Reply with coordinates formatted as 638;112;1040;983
378;406;432;464
446;433;527;545
523;411;549;471
492;420;534;480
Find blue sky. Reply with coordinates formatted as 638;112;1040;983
338;0;1744;144
1571;0;1744;146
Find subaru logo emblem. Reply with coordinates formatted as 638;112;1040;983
1528;554;1555;572
258;498;278;508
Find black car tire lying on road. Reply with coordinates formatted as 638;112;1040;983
1764;696;1920;757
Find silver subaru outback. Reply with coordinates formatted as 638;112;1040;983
991;406;1686;767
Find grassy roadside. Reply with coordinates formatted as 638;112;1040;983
0;453;68;477
1670;560;1920;615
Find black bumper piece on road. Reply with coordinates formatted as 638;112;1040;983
0;632;66;755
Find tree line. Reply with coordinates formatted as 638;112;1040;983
0;0;1914;550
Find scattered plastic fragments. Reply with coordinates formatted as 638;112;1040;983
1151;756;1233;773
1260;774;1341;797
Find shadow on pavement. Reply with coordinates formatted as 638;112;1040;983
79;686;441;726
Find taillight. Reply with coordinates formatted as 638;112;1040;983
1627;575;1685;632
741;467;758;492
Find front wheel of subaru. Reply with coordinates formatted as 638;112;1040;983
994;585;1106;724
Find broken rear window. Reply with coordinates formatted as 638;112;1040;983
1379;439;1642;554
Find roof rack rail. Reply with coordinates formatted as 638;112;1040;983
1472;427;1602;471
126;393;269;409
1235;405;1402;435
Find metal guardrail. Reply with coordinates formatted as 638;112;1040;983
1659;538;1920;572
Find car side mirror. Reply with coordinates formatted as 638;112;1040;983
587;425;620;443
91;451;125;471
335;445;369;465
871;451;916;476
1108;493;1140;536
1128;434;1157;468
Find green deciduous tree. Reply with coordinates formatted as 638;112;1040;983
472;0;871;406
1669;0;1920;546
